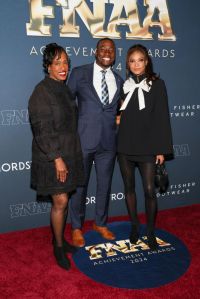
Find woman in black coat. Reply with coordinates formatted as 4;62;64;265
28;43;84;270
117;44;173;250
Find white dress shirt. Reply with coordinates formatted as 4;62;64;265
93;62;117;104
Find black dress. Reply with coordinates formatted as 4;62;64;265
28;76;84;196
117;74;173;161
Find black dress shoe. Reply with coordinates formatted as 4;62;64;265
52;238;77;254
129;225;139;244
53;245;71;270
147;232;158;250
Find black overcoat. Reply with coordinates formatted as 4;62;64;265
117;75;173;156
28;76;84;196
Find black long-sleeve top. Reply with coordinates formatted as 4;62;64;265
117;74;173;156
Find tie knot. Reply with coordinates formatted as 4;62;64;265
101;70;106;76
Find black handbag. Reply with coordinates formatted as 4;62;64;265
155;163;169;194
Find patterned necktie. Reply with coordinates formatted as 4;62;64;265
101;70;109;105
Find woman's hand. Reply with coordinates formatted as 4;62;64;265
156;154;165;164
116;114;121;125
54;157;68;183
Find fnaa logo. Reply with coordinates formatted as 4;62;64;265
173;144;190;157
73;222;190;289
85;236;171;261
26;0;176;40
10;202;51;218
0;110;29;125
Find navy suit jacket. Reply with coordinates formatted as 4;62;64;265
68;63;124;152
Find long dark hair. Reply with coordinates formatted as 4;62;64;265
126;44;158;83
43;43;67;74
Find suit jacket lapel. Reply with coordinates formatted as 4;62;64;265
87;64;102;104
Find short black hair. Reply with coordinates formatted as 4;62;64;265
96;38;115;49
43;43;67;74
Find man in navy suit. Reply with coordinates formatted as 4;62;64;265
68;38;124;247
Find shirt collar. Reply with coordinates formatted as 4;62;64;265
94;61;111;73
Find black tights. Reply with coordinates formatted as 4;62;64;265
118;154;157;233
51;193;68;247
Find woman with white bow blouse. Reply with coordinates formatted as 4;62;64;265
117;44;173;250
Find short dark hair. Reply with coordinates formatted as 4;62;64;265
96;38;115;49
43;43;67;74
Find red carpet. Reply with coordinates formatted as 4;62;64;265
0;204;199;299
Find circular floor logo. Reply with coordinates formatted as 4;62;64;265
73;222;191;289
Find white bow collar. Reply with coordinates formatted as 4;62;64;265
120;77;152;111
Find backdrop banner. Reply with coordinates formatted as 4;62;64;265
0;0;199;233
